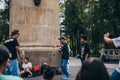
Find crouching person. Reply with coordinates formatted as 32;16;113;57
20;57;32;77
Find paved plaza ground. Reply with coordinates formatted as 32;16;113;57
24;58;118;80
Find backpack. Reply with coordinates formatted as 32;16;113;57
32;65;40;77
33;65;40;71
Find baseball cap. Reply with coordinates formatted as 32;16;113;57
58;36;67;40
81;34;87;41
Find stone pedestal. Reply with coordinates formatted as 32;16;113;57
10;0;60;66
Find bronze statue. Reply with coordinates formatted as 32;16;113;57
33;0;41;6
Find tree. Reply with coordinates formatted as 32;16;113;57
63;0;90;55
0;0;10;43
63;0;120;55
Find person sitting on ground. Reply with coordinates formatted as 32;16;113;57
75;58;110;80
43;66;55;80
0;45;23;80
99;48;109;62
20;57;32;77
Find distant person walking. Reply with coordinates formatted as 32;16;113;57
4;30;22;76
104;32;120;80
80;34;90;64
58;37;69;79
0;45;23;80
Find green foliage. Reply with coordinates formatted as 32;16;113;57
63;0;120;54
0;0;10;43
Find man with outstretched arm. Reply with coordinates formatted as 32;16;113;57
104;32;120;80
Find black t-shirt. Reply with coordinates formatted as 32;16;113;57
4;38;19;59
81;42;90;60
61;43;69;60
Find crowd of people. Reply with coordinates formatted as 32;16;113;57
0;30;120;80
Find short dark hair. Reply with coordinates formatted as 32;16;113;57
0;45;10;66
81;34;87;41
58;36;67;40
11;30;19;36
75;59;110;80
24;57;29;62
43;66;55;80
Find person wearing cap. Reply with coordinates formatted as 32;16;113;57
58;36;69;79
104;32;120;80
0;45;23;80
4;30;22;76
80;34;90;64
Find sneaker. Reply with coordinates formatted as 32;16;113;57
62;75;66;78
68;72;71;75
62;75;69;79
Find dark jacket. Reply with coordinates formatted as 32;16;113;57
61;43;69;60
81;42;90;60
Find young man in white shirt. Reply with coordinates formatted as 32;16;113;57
20;57;32;77
104;32;120;80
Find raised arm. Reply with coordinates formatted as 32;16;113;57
104;33;113;44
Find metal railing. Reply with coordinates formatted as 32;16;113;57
105;49;120;60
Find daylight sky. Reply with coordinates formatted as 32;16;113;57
0;0;5;9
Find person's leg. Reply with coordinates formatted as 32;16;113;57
110;70;120;80
67;61;70;75
10;59;20;76
61;59;69;77
5;61;11;75
80;57;84;65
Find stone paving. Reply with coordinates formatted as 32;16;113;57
24;58;118;80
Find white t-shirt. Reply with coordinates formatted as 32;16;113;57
81;46;85;58
112;37;120;73
22;62;32;72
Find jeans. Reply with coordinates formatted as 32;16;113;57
110;70;120;80
5;58;20;76
61;59;69;77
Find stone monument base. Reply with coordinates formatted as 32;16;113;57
20;47;61;67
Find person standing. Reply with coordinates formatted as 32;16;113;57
104;32;120;80
58;37;69;79
0;45;23;80
4;30;22;76
80;34;90;64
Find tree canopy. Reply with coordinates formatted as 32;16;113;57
0;0;9;43
1;0;120;54
63;0;120;54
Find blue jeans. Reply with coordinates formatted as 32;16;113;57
110;70;120;80
61;59;69;77
5;59;20;76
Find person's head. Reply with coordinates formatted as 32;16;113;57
58;36;67;45
80;34;87;44
0;45;10;74
24;57;29;64
75;58;110;80
43;66;55;80
11;30;20;38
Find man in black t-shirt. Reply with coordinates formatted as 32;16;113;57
4;30;22;76
80;34;90;64
58;37;69;79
